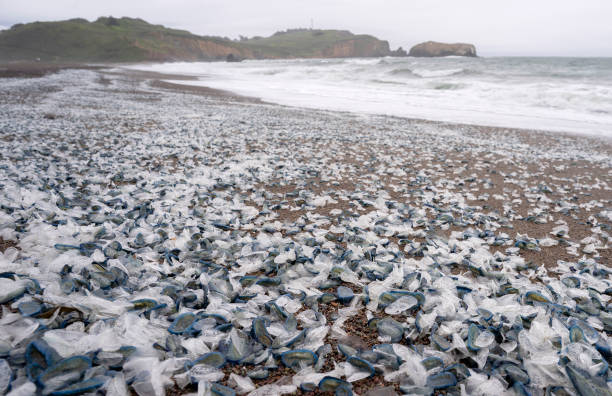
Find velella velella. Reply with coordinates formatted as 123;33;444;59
188;352;226;370
280;349;318;369
425;371;457;390
0;65;610;396
168;313;198;336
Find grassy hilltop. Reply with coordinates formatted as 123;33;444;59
241;28;400;58
0;17;248;62
0;17;405;62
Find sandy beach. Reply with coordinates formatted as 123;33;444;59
0;65;610;395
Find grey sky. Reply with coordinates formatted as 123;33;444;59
1;0;611;56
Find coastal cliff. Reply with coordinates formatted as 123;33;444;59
320;37;393;58
409;41;477;57
0;19;404;62
241;29;403;59
130;33;254;61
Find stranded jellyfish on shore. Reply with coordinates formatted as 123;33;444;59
0;69;610;395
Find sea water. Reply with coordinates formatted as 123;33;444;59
128;57;612;136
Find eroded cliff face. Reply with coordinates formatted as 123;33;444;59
321;38;392;58
131;34;253;61
185;39;253;60
137;31;395;60
409;41;477;57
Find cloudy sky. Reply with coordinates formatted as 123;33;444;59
1;0;611;56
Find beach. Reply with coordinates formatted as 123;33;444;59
129;57;612;137
0;66;611;395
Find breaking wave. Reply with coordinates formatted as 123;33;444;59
128;56;612;136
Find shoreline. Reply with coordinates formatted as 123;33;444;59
1;65;609;268
2;61;610;142
1;65;610;264
0;61;106;78
118;60;612;139
0;63;610;396
119;65;612;143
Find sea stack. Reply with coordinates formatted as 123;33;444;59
409;41;477;57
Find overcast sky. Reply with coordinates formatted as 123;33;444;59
1;0;611;56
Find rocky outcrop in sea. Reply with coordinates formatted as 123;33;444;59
408;41;477;57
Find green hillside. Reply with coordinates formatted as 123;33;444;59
0;18;405;62
242;29;394;58
0;17;247;62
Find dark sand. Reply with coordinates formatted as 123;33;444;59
0;62;105;78
0;237;19;253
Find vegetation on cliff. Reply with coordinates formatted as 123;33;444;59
0;18;405;62
241;28;405;58
0;17;253;62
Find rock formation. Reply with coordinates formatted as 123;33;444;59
408;41;477;57
320;38;392;58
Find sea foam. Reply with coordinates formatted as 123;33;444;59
126;57;612;136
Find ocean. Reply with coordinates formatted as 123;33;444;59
128;57;612;136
